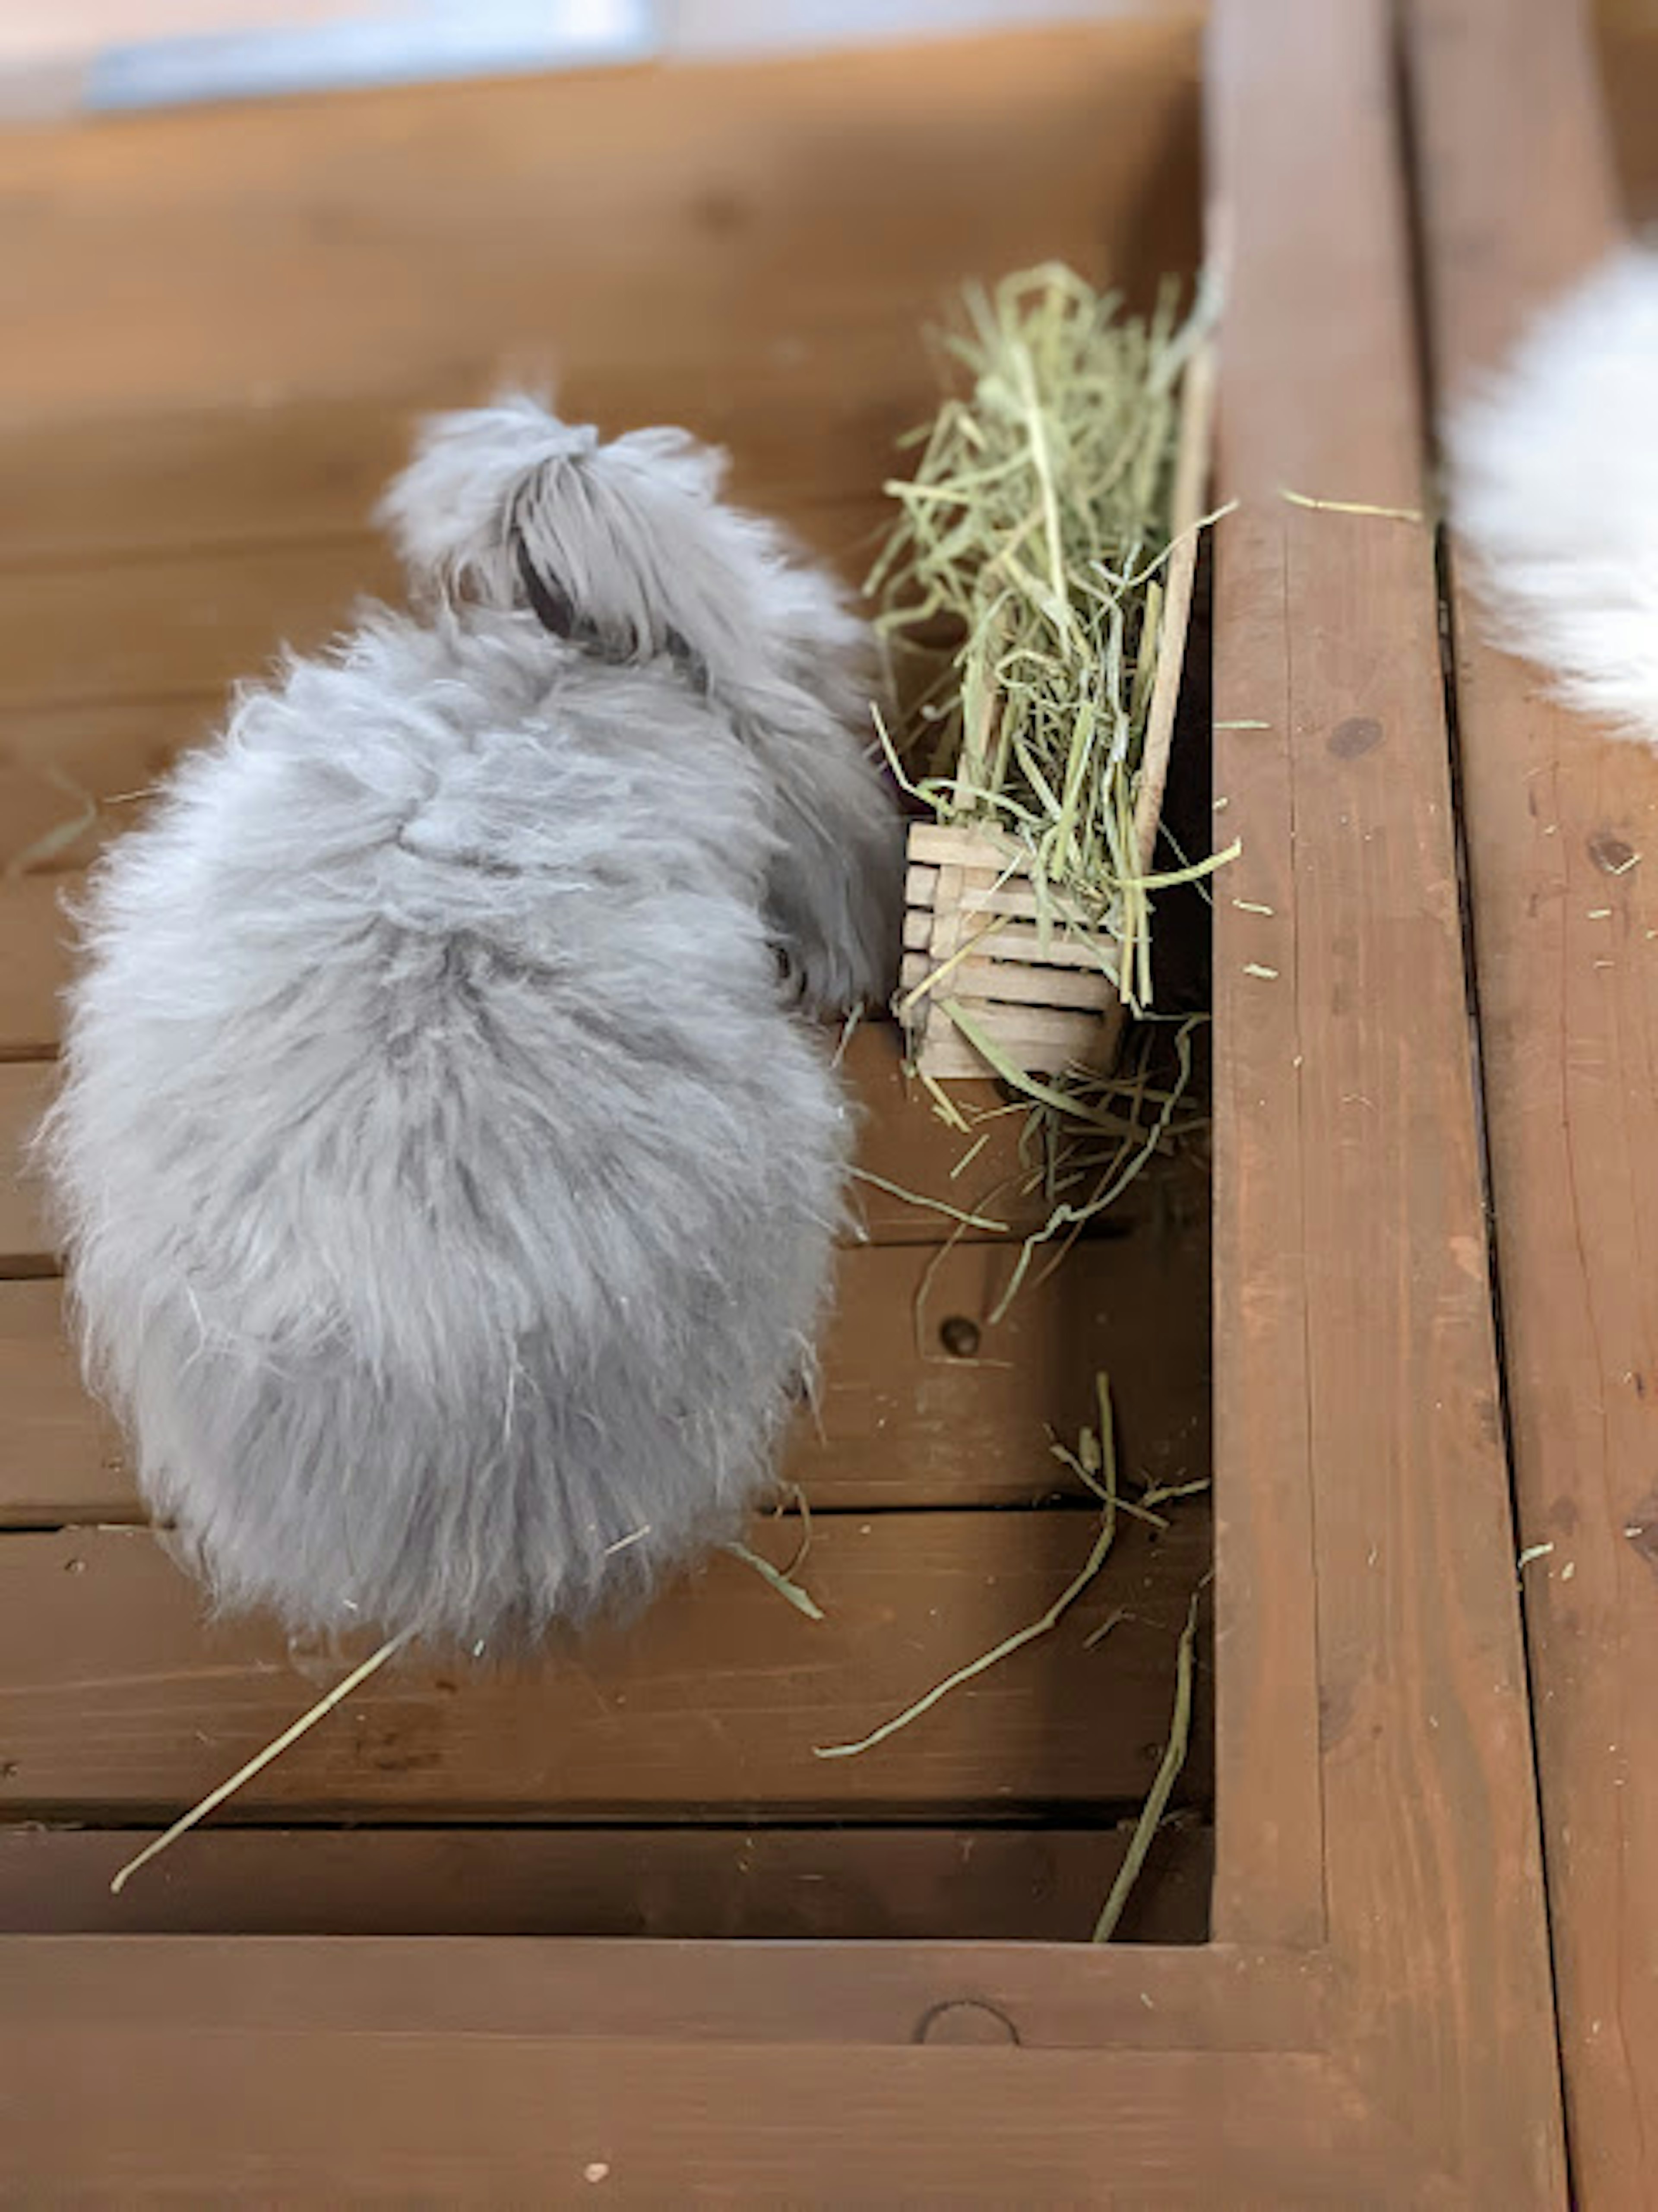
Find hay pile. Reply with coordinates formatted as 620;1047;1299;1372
873;259;1228;1029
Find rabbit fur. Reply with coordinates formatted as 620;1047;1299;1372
1448;244;1658;751
40;396;901;1651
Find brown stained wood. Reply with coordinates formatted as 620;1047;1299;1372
0;1016;1184;1263
0;1208;1210;1523
0;501;894;718
0;875;71;1060
0;1060;52;1275
1207;0;1566;2200
0;1820;1212;1943
0;696;219;878
2;1927;1329;2056
0;27;1202;426
0;1280;125;1523
1404;2;1656;2202
0;361;915;571
0;2032;1432;2208
0;5;1582;2200
0;1519;1211;1822
0;537;403;715
1600;16;1658;223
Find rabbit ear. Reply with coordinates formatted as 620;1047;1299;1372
377;394;596;605
512;529;581;641
379;393;745;671
505;427;749;672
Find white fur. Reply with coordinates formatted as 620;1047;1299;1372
1448;245;1658;748
41;397;901;1650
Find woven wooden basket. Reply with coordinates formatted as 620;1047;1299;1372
899;341;1215;1081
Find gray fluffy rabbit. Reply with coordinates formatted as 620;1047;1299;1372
41;397;901;1650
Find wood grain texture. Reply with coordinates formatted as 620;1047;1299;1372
0;3;1587;2199
0;24;1201;425
0;696;218;877
0;1207;1210;1523
1404;2;1658;2202
0;368;910;569
1207;0;1566;2199
0;1060;52;1275
0;2031;1430;2208
0;1820;1212;1942
0;1925;1327;2053
0;874;70;1060
0;1520;1211;1821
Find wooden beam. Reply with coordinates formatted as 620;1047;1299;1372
0;2030;1424;2206
1402;2;1658;2203
1207;0;1566;2195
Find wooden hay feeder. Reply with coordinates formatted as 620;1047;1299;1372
900;341;1216;1082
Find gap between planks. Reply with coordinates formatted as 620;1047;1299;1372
0;1820;1213;1943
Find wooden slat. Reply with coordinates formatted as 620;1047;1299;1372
1601;11;1658;223
0;1820;1212;1943
0;1518;1210;1821
1403;2;1655;2202
0;538;402;713
0;357;911;570
0;1926;1327;2055
0;1019;1184;1265
0;695;219;877
1206;0;1566;2199
0;2032;1434;2208
0;875;70;1060
0;1205;1209;1523
0;26;1201;426
0;498;891;716
0;1060;52;1275
0;1279;124;1522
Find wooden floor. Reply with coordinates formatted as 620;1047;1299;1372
0;16;1214;1944
6;2;1658;2203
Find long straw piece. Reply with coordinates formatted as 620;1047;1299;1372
109;1625;415;1895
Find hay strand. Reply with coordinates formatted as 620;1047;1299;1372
725;1538;826;1623
109;1626;415;1895
875;260;1227;1038
1092;1579;1206;1942
814;1373;1122;1761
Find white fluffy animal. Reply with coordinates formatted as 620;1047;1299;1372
42;397;901;1649
1448;244;1658;749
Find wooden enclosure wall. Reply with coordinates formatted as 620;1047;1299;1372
7;0;1648;2199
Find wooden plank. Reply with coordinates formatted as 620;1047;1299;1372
0;1019;1185;1264
1206;0;1566;2199
0;1060;52;1275
1402;2;1655;2203
0;1820;1212;1943
0;696;219;877
1601;11;1658;224
0;1518;1211;1821
0;501;903;716
0;1206;1209;1522
0;2031;1433;2208
0;25;1202;425
0;538;402;713
0;355;917;570
0;1279;124;1523
0;1926;1328;2055
0;874;71;1060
